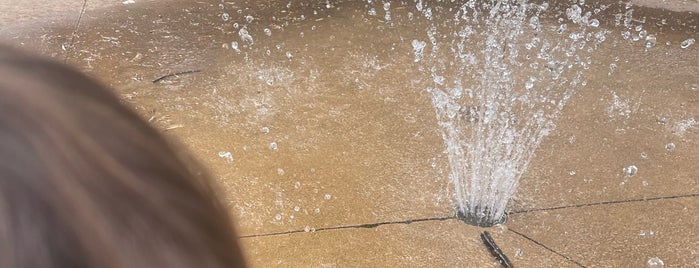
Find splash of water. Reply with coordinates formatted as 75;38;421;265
408;0;606;225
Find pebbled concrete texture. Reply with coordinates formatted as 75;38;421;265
509;197;699;267
0;0;159;58
630;0;699;13
241;220;579;268
1;0;698;267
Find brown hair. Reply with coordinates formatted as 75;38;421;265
0;45;246;268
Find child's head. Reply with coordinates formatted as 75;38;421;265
0;45;246;268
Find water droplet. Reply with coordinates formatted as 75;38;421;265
638;30;647;39
665;143;675;151
525;81;534;89
680;38;695;48
411;39;427;62
274;214;282;221
294;206;300;212
608;63;617;75
529;16;539;29
588;19;599;27
624;165;638;177
647;257;664;268
245;15;254;23
264;28;272;36
314;208;320;214
221;13;230;21
277;168;285;176
621;31;630;40
566;5;582;24
632;34;641;42
218;151;234;164
238;28;254;46
324;194;332;200
260;126;270;134
557;24;567;34
569;170;576;176
286;51;293;60
640;152;648;159
304;226;311;232
514;248;524;257
424;8;433;20
269;142;278;150
642;180;649;187
294;181;301;189
368;8;377;16
230;41;240;52
644;35;657;48
595;31;607;43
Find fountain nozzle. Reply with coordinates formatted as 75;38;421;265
456;207;507;227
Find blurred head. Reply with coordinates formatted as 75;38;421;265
0;45;246;268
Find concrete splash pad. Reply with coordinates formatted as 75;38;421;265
2;0;698;267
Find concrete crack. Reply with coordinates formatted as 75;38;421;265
65;0;88;63
238;216;455;239
509;193;699;215
153;69;202;83
508;228;586;268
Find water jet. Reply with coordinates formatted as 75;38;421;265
408;0;607;225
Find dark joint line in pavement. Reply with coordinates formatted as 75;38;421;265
510;193;699;215
508;228;586;268
65;0;88;62
153;69;202;83
238;216;456;239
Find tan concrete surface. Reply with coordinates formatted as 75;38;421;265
242;220;579;268
1;0;697;267
513;32;699;212
630;0;699;13
48;0;455;236
509;197;699;267
0;0;161;59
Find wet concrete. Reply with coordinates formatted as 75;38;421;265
1;0;698;267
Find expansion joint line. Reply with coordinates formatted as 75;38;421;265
152;69;202;83
504;193;699;267
508;228;586;268
65;0;88;63
238;216;455;239
509;193;699;215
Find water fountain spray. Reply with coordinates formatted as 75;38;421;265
410;0;605;226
